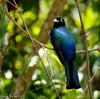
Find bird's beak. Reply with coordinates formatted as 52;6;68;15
53;18;59;22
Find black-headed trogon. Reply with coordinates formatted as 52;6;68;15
49;17;81;89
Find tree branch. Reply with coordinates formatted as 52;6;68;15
74;0;93;98
79;67;100;99
76;47;100;54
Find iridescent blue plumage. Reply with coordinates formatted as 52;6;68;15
49;17;81;89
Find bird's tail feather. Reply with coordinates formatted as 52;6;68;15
65;61;81;89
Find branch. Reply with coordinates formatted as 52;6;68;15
79;66;100;99
76;47;100;54
3;2;53;50
74;0;93;98
0;52;3;59
85;28;100;37
32;84;51;92
42;46;54;77
0;55;3;82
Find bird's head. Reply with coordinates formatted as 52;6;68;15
53;17;66;28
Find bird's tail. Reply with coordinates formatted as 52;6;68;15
65;61;81;89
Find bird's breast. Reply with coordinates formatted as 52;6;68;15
53;27;75;44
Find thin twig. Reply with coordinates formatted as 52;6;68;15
78;62;86;72
6;0;17;9
0;60;2;82
7;13;53;50
3;1;53;51
32;84;51;92
85;28;100;37
74;0;93;99
76;48;100;54
3;39;11;57
42;46;54;77
0;52;3;59
79;67;100;99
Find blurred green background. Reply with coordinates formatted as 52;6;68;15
0;0;100;99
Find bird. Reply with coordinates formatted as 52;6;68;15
49;17;81;89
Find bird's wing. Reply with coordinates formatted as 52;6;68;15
50;27;76;62
61;44;76;62
54;27;75;44
49;30;66;65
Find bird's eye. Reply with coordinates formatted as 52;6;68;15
60;18;63;22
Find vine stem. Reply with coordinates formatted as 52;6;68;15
74;0;93;99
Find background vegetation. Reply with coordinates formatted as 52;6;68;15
0;0;100;99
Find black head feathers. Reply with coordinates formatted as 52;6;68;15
53;17;66;28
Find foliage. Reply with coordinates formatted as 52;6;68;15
0;0;100;99
0;3;8;44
